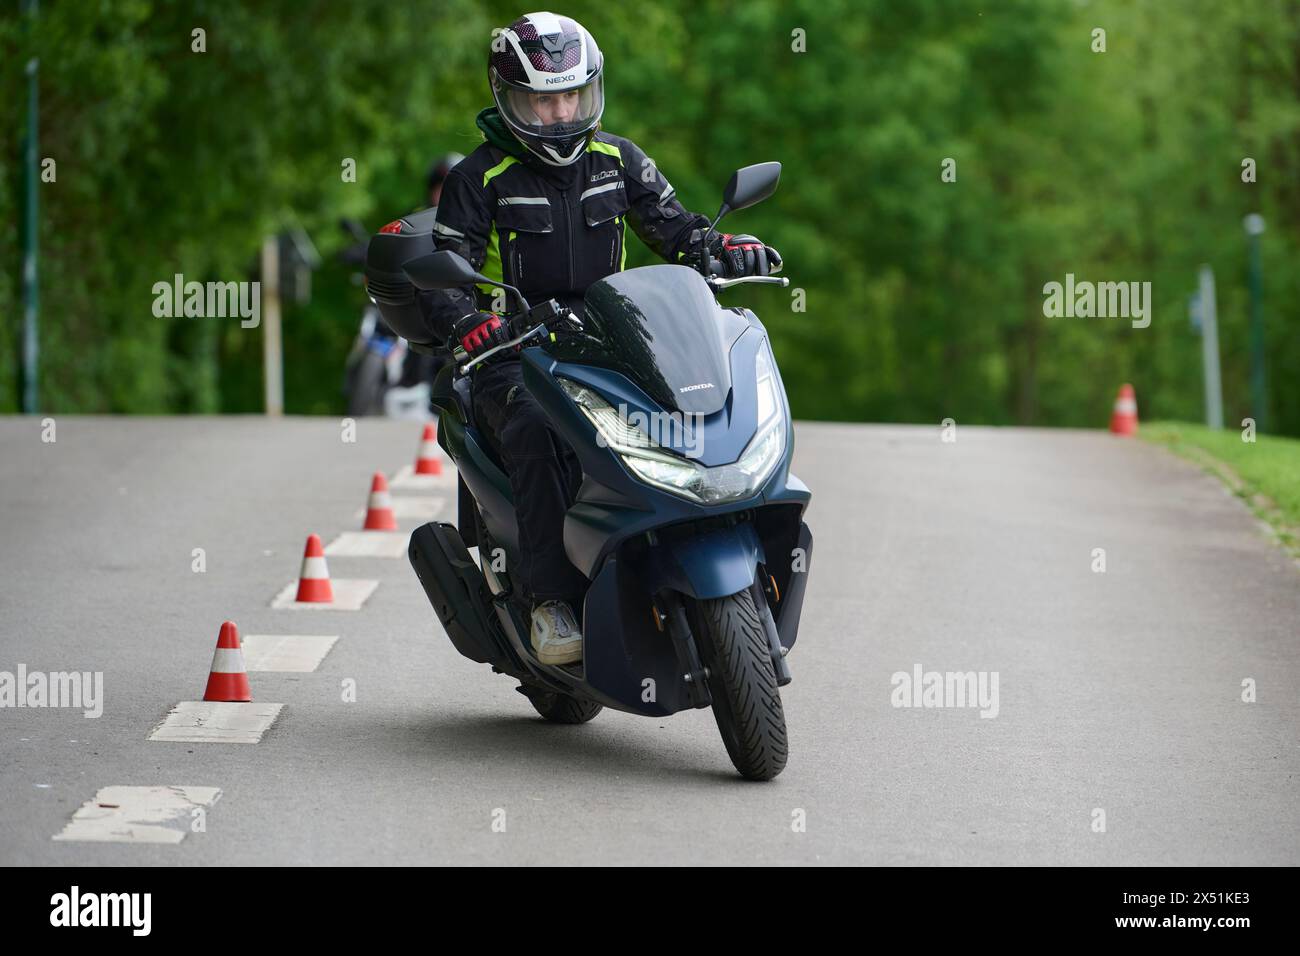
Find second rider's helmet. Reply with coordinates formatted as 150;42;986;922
425;152;465;203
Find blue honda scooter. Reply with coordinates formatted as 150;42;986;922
387;163;812;780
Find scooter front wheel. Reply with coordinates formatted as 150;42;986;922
696;589;789;781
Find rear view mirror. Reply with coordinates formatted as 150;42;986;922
403;250;485;291
721;162;781;214
403;248;532;315
701;162;782;246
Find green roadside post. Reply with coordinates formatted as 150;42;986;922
21;0;40;414
1244;213;1266;432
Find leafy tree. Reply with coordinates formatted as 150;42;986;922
3;0;1297;435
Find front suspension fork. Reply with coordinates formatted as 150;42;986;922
750;572;792;686
657;592;713;709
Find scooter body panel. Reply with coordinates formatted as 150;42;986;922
410;264;813;717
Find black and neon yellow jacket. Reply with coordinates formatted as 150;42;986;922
415;107;711;348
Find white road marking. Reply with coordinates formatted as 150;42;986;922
148;701;284;744
389;464;456;491
353;496;443;521
241;634;338;672
270;578;378;610
53;785;222;844
325;531;408;558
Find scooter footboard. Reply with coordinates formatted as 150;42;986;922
408;521;510;667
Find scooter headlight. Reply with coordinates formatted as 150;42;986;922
721;342;786;497
558;342;787;505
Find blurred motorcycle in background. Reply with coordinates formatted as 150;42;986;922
339;217;439;420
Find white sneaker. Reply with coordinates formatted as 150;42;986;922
530;600;583;665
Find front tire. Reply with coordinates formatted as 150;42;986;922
696;589;789;781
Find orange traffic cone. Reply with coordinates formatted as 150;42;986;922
362;472;397;530
294;533;334;603
203;621;252;702
414;423;442;475
1110;383;1138;436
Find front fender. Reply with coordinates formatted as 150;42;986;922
643;522;765;600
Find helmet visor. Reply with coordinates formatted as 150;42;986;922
495;75;604;141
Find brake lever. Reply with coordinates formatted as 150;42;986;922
707;275;791;291
455;323;548;375
557;309;584;334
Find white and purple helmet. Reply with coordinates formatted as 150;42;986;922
490;12;604;166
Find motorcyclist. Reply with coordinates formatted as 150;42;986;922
342;153;467;415
425;152;465;213
390;12;781;666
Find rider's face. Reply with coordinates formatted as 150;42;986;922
528;90;580;125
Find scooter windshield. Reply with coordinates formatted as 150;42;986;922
557;264;738;415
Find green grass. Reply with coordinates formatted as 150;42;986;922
1142;421;1300;557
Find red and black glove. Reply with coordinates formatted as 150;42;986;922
453;311;509;360
711;233;782;278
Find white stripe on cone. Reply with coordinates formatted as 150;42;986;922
300;556;329;579
418;440;438;459
368;490;393;509
209;647;247;674
1115;399;1137;413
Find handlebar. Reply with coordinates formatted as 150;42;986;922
451;270;789;375
451;322;549;375
706;274;789;290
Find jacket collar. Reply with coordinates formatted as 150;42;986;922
476;106;585;189
476;107;526;158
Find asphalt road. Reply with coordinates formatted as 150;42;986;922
1;416;1297;865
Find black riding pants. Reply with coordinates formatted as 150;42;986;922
470;358;588;606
